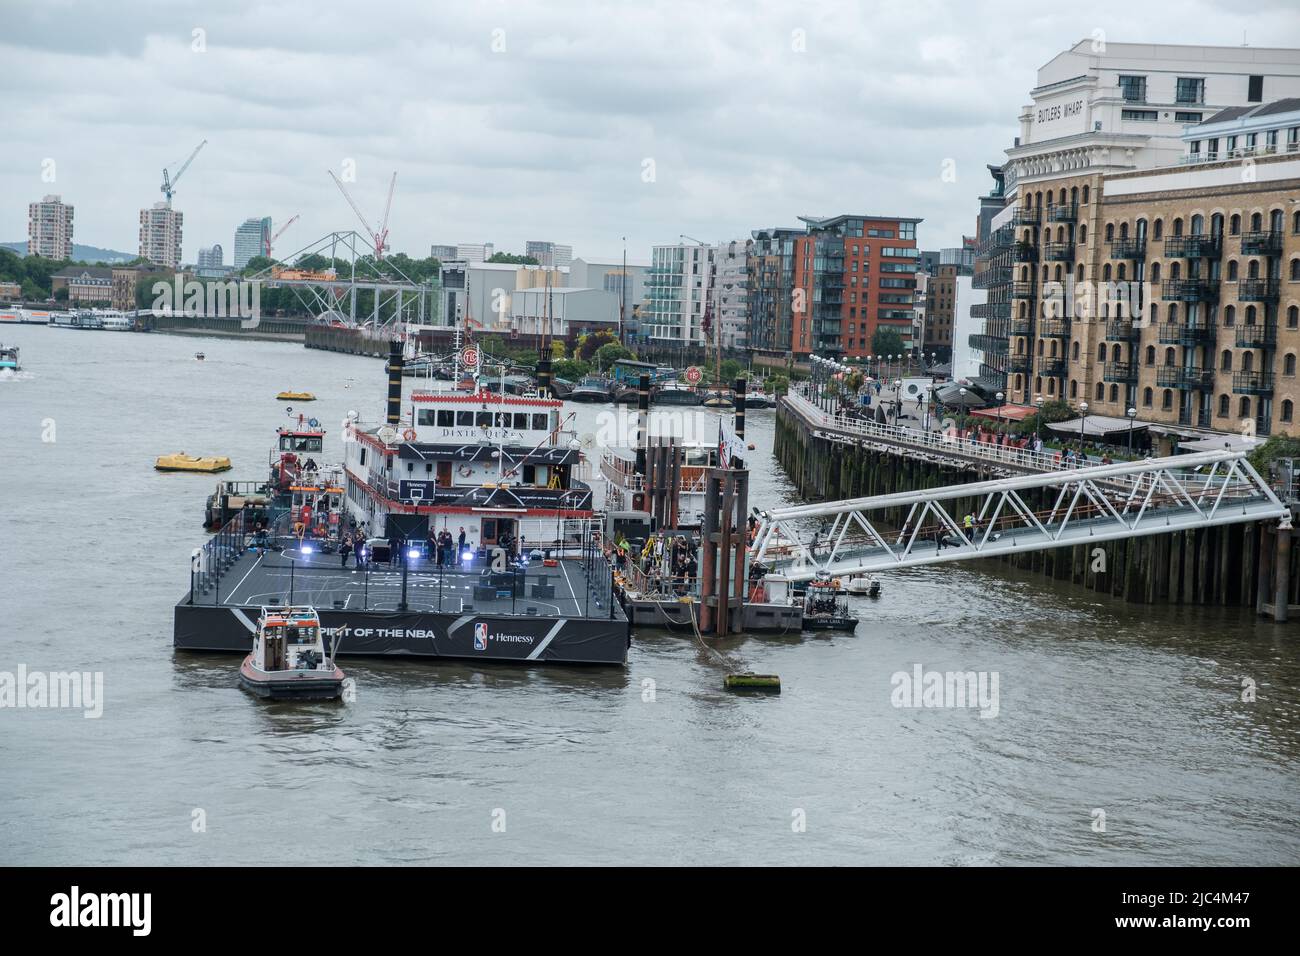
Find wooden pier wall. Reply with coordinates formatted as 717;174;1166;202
774;402;1300;609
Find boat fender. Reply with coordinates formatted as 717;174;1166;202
402;428;417;441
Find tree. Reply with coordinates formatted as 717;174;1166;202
871;326;906;360
594;342;635;368
767;372;790;397
487;252;539;265
578;330;616;361
553;358;590;380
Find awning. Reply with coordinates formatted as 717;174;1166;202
932;383;988;407
1046;415;1150;439
1177;433;1262;453
969;404;1038;423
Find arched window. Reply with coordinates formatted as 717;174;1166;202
1035;376;1042;395
1230;214;1241;235
1293;210;1300;234
1218;394;1230;417
1224;304;1236;326
1221;349;1233;371
1291;259;1300;281
1210;213;1223;236
1047;378;1056;395
1076;264;1085;282
1117;263;1127;281
1103;263;1112;281
1145;345;1156;365
1097;343;1107;361
1169;303;1179;323
1191;214;1203;235
1251;212;1262;232
1079;224;1086;244
1239;396;1251;418
1286;353;1296;376
1170;262;1182;281
1153;218;1163;240
1143;387;1154;407
1172;217;1184;237
1069;379;1078;398
1072;340;1080;360
1288;305;1299;329
1095;382;1105;400
1162;389;1174;410
1109;384;1119;402
1284;400;1295;423
1082;185;1090;203
1243;351;1255;373
1151;262;1161;283
1248;259;1260;279
1246;305;1257;326
1228;260;1239;281
1105;223;1115;242
1164;347;1176;366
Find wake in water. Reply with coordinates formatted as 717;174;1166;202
0;369;35;382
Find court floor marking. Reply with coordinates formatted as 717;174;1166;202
224;553;264;605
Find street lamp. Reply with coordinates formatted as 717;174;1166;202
996;391;1005;432
893;378;902;424
1034;394;1045;445
1126;406;1138;454
1079;400;1089;453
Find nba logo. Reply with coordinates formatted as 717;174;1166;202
474;623;488;651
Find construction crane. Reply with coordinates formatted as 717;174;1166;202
264;214;300;259
161;139;207;206
328;170;396;260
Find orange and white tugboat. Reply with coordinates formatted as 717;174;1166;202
238;605;345;700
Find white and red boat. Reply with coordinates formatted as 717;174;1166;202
341;362;594;557
238;605;345;700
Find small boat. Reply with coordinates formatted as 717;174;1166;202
744;392;775;409
194;352;205;361
567;375;612;403
155;453;233;473
239;605;345;701
0;344;19;372
702;390;734;408
652;383;703;406
844;574;882;597
277;391;316;401
801;572;859;630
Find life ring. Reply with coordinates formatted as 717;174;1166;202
402;428;417;441
458;465;473;478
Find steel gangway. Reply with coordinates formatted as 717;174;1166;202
751;449;1289;581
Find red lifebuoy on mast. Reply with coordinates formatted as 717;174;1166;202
402;428;417;441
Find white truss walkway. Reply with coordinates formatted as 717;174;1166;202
752;449;1289;581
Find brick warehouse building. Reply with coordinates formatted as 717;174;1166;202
973;40;1300;437
748;214;920;361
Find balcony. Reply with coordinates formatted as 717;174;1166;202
1163;235;1222;259
1232;371;1274;395
1043;242;1075;262
1106;320;1141;341
1104;362;1138;384
1157;366;1215;390
1038;357;1066;377
970;302;1011;321
970;334;1009;355
1012;242;1039;263
976;224;1014;258
1178;408;1214;428
1240;231;1283;256
1237;278;1280;303
1157;321;1216;346
1008;354;1032;373
1012;207;1041;226
1108;237;1147;260
1047;203;1078;223
1235;324;1278;349
973;265;1011;289
1011;317;1034;336
1161;279;1218;302
1011;280;1036;298
1040;319;1070;338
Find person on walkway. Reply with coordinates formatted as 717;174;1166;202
457;527;467;565
340;537;352;568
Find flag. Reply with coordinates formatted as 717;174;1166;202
718;419;729;469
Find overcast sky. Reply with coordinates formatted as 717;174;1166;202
4;0;1297;264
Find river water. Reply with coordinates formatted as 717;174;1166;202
2;324;1297;865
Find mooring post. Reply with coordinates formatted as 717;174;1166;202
699;472;721;633
1275;524;1292;623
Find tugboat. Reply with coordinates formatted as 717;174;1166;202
0;343;19;372
651;382;703;406
801;571;859;631
239;605;346;701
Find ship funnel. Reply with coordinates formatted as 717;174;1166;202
635;373;651;476
386;340;403;425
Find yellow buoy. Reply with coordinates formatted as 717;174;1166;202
724;673;781;693
155;453;232;473
276;391;316;401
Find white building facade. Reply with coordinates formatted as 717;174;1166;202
233;217;270;269
139;202;184;268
